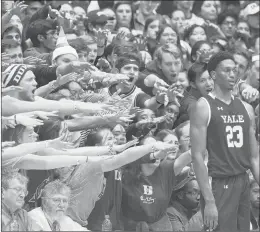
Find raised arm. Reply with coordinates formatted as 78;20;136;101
190;99;218;231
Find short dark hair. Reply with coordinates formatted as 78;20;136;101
188;62;208;83
27;19;58;46
217;10;238;25
207;51;235;74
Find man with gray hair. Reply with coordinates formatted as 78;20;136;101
2;171;38;231
28;180;87;231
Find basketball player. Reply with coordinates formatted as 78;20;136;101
190;51;259;231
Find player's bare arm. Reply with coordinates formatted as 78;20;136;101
190;98;218;231
243;101;259;185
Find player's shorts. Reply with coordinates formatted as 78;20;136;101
201;172;250;232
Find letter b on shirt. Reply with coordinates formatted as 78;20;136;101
143;185;153;195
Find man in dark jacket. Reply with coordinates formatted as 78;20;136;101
167;167;203;231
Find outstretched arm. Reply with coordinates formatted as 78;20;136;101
14;155;88;170
190;99;218;231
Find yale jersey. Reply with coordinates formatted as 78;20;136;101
203;94;251;177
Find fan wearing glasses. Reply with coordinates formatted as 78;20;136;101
167;167;203;231
28;180;87;231
2;171;40;231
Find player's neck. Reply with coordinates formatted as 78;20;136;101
212;86;232;104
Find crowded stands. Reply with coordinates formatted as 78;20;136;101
1;1;259;231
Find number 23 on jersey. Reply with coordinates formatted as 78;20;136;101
226;125;243;148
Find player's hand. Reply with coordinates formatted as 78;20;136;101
204;201;218;231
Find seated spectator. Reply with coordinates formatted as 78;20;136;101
249;176;260;231
28;180;87;231
2;171;39;231
167;167;203;231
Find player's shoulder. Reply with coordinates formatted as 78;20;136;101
195;97;211;112
240;100;255;120
190;97;210;125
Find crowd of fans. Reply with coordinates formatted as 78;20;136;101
1;0;259;231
